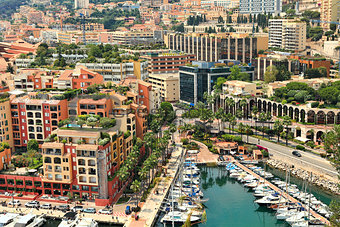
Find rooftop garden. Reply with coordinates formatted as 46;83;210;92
11;140;42;170
59;114;117;130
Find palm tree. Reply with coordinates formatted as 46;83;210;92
130;180;141;209
240;99;248;119
236;109;243;119
229;98;235;115
282;116;292;146
226;113;232;133
259;112;267;138
245;125;251;143
230;116;237;132
117;166;130;197
274;119;283;143
215;108;224;133
239;123;245;140
252;106;258;119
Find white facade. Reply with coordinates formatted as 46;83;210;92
75;0;89;9
269;19;306;51
239;0;282;14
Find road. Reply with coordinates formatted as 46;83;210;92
241;135;337;178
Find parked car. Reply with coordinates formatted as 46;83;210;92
8;200;21;207
72;206;84;212
98;209;112;214
40;203;52;209
125;206;131;215
83;208;96;214
57;204;70;211
25;201;40;208
292;150;302;157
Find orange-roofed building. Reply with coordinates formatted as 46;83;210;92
57;66;104;90
77;98;113;117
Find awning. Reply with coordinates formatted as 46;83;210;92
295;137;311;143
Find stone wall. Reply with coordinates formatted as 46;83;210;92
267;159;339;194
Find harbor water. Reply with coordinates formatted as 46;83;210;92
156;165;338;227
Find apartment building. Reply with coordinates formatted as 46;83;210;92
269;19;306;51
75;0;89;8
41;127;124;203
10;97;68;148
320;0;340;29
77;98;113;118
239;0;282;14
56;66;103;90
76;61;148;81
165;32;268;63
141;52;196;74
111;31;156;45
222;80;258;96
147;74;179;102
0;100;13;147
14;70;54;91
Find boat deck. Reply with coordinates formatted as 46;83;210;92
234;161;330;225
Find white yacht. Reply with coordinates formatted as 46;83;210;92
286;211;309;225
161;211;201;224
255;194;287;206
58;212;79;227
0;213;19;227
275;210;299;220
11;214;45;227
76;218;98;227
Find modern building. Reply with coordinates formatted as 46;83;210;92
147;74;179;102
165;33;268;64
76;61;148;81
239;0;282;15
252;53;331;80
111;31;156;45
269;19;307;51
0;99;13;148
179;61;254;104
201;0;239;9
141;52;196;74
75;0;89;8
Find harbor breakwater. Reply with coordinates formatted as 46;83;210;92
267;159;339;195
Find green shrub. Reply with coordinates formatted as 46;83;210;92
311;102;319;108
282;100;287;104
181;138;189;145
296;145;305;151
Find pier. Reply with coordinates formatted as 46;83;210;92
234;161;330;225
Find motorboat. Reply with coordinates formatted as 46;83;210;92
291;219;325;227
253;190;275;198
161;211;201;224
255;194;287;206
76;218;98;227
0;213;19;227
244;181;258;188
58;212;79;227
286;211;309;225
275;210;299;220
10;214;45;227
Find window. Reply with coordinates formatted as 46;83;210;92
21;119;25;123
21;112;25;116
45;113;49;117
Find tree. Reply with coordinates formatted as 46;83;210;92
99;117;116;128
245;125;251;143
319;87;340;105
130;180;141;209
218;16;224;23
77;119;85;128
215;108;224;133
6;65;14;74
27;139;39;152
286;9;296;17
239;123;245;140
274;119;283;143
215;77;227;90
282;116;292;146
264;65;278;83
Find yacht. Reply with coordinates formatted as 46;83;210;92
76;218;98;227
0;213;19;227
286;211;309;225
291;219;325;227
58;212;79;227
160;211;201;224
255;194;287;206
275;210;299;220
11;214;45;227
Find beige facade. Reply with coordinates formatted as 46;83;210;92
0;100;13;147
222;80;257;96
320;0;340;29
147;74;179;102
269;19;306;51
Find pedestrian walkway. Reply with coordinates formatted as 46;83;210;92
125;145;183;227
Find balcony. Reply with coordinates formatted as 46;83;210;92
88;168;96;175
45;149;62;155
78;167;86;174
88;160;96;166
55;167;62;172
78;159;86;166
79;176;87;183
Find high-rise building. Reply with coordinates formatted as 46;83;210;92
269;19;307;51
239;0;282;14
74;0;89;9
165;33;268;64
320;0;340;29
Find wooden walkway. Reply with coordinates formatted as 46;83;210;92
234;161;330;225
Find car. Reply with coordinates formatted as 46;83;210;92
25;201;40;208
72;206;84;212
57;204;70;211
98;209;113;214
40;203;52;209
292;150;302;157
8;200;21;207
83;208;96;214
